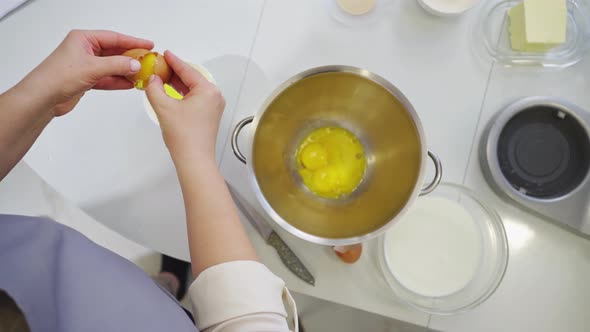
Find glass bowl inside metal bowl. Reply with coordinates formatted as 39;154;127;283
378;183;509;315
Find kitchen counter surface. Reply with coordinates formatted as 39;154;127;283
1;0;589;331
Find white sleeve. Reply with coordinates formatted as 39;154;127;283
188;260;298;332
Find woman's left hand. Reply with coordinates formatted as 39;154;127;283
21;29;153;117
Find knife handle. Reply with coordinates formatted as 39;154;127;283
267;231;316;286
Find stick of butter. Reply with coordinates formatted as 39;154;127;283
509;0;567;52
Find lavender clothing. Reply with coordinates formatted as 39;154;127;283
0;214;198;332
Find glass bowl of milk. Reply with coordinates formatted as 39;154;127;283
379;183;508;314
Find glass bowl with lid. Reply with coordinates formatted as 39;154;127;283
378;183;509;314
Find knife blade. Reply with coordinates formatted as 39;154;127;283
227;183;316;286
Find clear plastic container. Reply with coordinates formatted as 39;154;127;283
474;0;590;68
378;183;509;315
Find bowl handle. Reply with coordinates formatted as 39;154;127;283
420;151;443;196
231;116;254;164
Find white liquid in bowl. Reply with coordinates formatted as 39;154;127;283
384;196;482;297
420;0;478;15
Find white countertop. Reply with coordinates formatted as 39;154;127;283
1;0;266;258
430;53;590;332
2;0;590;331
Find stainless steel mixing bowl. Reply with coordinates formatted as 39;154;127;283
232;66;442;245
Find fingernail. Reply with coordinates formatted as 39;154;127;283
130;59;141;72
149;74;157;83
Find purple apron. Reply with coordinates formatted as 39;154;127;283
0;214;198;332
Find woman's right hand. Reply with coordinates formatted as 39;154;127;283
145;51;225;165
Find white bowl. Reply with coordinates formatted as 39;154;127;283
144;63;215;126
379;183;509;314
417;0;479;17
328;0;395;26
336;0;377;15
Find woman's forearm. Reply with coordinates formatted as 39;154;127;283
142;51;258;276
174;157;258;277
0;79;54;180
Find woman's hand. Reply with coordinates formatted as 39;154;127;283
145;51;226;165
145;53;258;278
20;29;153;117
0;29;152;179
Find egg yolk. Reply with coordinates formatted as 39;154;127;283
300;143;328;170
134;52;158;89
296;127;366;199
164;84;183;99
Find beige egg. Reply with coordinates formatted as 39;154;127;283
122;48;172;89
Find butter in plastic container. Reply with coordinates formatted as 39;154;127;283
508;0;567;52
474;0;590;68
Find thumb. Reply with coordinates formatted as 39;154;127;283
145;75;171;115
95;55;141;78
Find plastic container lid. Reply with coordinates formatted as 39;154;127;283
379;183;509;314
474;0;590;68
